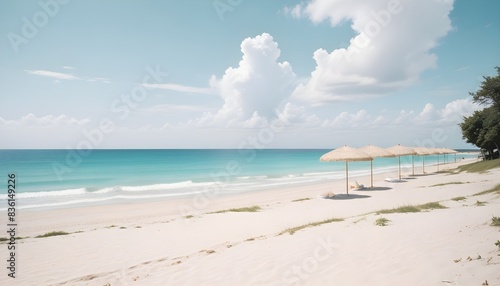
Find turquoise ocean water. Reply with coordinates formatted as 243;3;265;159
0;149;477;210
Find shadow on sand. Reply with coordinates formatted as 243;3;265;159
385;179;408;183
356;187;392;191
408;173;437;177
323;194;371;200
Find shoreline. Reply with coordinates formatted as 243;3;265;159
16;158;477;236
4;157;500;285
10;156;476;212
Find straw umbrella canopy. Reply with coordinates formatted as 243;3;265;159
432;148;448;171
442;148;458;163
359;145;396;188
449;148;459;163
439;148;458;165
385;144;417;180
320;145;373;195
414;147;432;174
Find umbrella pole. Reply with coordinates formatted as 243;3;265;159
346;161;349;195
412;155;414;176
423;156;425;174
437;154;440;172
398;156;401;180
370;160;373;188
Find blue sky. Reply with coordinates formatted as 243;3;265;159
0;0;499;149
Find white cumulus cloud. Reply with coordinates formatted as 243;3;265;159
322;109;370;127
192;33;296;127
292;0;454;104
440;98;482;123
284;4;303;19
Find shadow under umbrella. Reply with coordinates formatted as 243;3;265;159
409;173;437;177
355;186;392;191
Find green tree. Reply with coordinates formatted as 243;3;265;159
460;67;500;159
482;107;500;149
471;66;500;109
460;110;484;147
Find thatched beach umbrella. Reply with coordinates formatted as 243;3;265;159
450;148;459;163
443;148;458;163
414;147;432;174
430;148;447;171
359;145;396;188
385;144;417;180
320;145;373;195
438;148;458;167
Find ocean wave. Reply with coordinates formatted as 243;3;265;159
7;188;88;199
93;187;118;194
236;175;267;180
1;192;195;211
0;181;221;200
119;181;217;192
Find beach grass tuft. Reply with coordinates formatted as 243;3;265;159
418;202;447;210
376;205;421;214
451;196;467;201
473;184;500;196
457;159;500;173
475;200;487;206
0;236;27;242
35;231;70;238
292;198;311;202
375;217;390;226
280;218;344;235
376;202;446;214
495;240;500;250
209;205;261;214
491;216;500;227
430;181;468;187
184;215;194;219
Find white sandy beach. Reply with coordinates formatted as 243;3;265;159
2;158;500;286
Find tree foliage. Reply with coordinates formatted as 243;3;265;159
470;66;500;109
460;67;500;159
